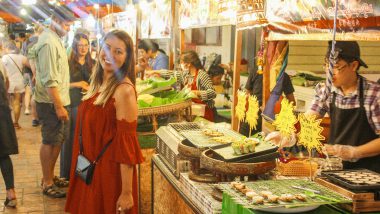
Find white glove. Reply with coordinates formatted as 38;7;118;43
325;144;361;162
265;131;296;148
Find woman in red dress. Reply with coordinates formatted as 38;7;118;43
65;29;144;214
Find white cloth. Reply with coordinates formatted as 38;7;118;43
2;54;27;93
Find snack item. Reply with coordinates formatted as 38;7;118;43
246;191;258;199
259;191;273;199
267;194;279;203
231;137;260;155
202;129;224;137
279;194;294;202
251;196;264;204
295;193;307;201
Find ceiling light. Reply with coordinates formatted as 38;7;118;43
22;0;36;5
20;8;28;16
94;4;99;10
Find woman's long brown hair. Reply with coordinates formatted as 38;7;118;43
83;29;135;106
69;33;93;74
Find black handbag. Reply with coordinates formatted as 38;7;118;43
75;112;113;185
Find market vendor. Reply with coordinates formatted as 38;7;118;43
148;50;217;121
307;41;380;172
136;39;168;79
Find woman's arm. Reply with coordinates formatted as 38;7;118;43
197;71;216;101
114;80;138;212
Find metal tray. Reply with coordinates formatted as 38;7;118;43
180;128;243;148
209;141;278;162
322;169;380;191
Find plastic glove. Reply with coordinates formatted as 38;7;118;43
265;131;296;148
324;144;361;162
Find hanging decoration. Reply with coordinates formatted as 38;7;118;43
235;90;247;124
236;0;267;30
245;95;259;136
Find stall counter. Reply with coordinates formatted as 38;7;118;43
151;154;353;214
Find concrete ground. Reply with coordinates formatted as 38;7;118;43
0;110;66;213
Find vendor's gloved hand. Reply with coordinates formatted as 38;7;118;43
265;131;296;148
324;144;361;162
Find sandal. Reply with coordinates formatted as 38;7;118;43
43;185;66;198
4;198;17;208
41;176;70;188
53;176;69;188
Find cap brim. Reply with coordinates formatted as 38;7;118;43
358;58;368;68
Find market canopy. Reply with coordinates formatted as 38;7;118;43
265;0;380;41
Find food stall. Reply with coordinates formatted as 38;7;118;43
151;0;380;214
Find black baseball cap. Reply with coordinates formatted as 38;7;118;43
50;5;77;22
326;41;368;68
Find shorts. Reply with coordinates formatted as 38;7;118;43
7;81;25;94
36;102;70;146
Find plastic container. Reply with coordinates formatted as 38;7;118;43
191;103;206;117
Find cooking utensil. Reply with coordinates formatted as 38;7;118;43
291;185;321;194
305;190;341;203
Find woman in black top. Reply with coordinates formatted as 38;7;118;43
0;70;18;207
60;33;94;180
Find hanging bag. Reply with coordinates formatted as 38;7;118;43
75;112;113;185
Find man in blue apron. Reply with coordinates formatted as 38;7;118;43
308;41;380;173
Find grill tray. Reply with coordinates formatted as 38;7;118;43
322;169;380;191
180;128;243;148
209;141;278;162
168;122;201;132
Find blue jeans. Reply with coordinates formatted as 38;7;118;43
60;106;78;179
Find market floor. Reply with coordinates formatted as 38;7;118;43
0;111;67;213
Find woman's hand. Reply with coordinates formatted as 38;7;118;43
191;90;200;98
80;81;89;91
116;193;134;214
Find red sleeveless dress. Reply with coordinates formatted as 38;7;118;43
65;93;144;214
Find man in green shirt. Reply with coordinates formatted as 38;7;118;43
32;5;75;198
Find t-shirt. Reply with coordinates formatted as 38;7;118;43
2;54;26;87
245;69;294;105
150;52;169;70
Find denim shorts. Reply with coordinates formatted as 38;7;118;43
36;102;70;146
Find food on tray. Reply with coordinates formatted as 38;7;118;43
231;137;260;155
251;196;265;204
279;194;294;202
230;181;240;188
259;191;273;199
246;191;258;199
267;194;279;203
202;129;224;137
295;193;307;201
235;183;246;191
211;136;233;144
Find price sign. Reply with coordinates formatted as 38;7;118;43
272;98;297;137
298;114;325;153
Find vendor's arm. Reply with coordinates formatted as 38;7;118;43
283;73;296;106
306;83;329;119
197;71;216;101
114;80;138;212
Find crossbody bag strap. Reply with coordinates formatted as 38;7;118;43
79;110;84;154
7;55;23;75
93;140;113;164
79;108;114;162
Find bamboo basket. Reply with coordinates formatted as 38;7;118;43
138;100;192;116
277;159;318;177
